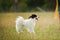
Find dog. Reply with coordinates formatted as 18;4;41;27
16;14;39;34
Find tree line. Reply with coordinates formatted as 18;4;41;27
0;0;56;12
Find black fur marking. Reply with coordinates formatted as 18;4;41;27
29;14;37;19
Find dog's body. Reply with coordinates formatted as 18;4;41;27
16;14;38;33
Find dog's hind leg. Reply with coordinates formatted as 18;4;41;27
16;23;22;33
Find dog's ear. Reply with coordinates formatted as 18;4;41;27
29;14;37;18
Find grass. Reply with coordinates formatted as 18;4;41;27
0;12;60;40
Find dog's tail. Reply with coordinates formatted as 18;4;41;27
16;16;24;23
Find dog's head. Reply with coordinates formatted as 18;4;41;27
29;14;39;20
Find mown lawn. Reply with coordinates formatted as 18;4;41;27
0;12;60;40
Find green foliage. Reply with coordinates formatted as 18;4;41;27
0;0;56;12
18;2;27;12
0;0;13;11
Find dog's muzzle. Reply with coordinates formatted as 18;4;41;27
36;18;38;20
36;17;39;20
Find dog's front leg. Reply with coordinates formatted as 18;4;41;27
27;27;35;34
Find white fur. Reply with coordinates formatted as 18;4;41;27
16;16;37;34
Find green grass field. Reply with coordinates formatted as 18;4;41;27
0;12;60;40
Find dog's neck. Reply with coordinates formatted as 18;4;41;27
29;18;37;22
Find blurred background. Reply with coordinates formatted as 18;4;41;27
0;0;60;40
0;0;56;12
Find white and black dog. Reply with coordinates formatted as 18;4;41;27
16;14;39;34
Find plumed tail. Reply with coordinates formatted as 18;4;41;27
16;16;24;23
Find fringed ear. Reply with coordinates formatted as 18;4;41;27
28;14;37;19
